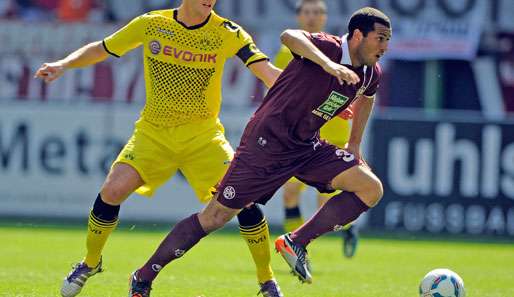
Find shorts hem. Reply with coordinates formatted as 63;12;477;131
216;193;245;210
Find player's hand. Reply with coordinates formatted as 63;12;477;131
322;61;360;86
34;62;66;83
338;108;354;120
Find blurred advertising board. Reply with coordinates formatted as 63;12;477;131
369;111;514;237
2;103;514;237
0;103;306;225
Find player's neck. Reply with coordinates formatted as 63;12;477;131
347;39;363;68
176;5;210;27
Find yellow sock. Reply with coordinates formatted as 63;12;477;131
283;217;304;233
239;219;273;284
84;211;118;267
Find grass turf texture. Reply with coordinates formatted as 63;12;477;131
1;225;513;297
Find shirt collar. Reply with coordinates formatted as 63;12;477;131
340;34;352;65
340;33;368;73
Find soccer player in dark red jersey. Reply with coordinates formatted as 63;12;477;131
129;7;391;292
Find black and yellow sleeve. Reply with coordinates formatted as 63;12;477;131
103;14;146;58
224;20;268;66
236;42;268;66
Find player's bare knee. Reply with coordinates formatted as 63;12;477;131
199;198;236;232
212;210;231;228
366;178;384;207
200;209;231;232
100;183;126;205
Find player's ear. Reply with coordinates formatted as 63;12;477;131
353;29;363;42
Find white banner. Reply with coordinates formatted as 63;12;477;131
384;0;487;60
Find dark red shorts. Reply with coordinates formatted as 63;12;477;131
216;142;359;209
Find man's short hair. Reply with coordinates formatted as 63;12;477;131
348;7;391;39
295;0;327;15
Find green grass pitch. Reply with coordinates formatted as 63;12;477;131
1;225;513;297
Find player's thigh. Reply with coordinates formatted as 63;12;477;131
215;152;292;210
101;163;144;204
295;143;359;195
112;124;178;198
180;132;234;203
330;164;383;198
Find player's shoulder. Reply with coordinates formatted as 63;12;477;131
145;9;173;18
209;11;251;38
310;32;342;44
210;11;239;29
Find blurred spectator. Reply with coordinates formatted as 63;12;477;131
0;0;14;18
14;0;54;21
36;0;58;10
57;0;94;22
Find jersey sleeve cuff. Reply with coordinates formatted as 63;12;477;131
246;57;269;67
102;40;120;58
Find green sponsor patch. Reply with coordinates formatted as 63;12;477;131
315;91;349;116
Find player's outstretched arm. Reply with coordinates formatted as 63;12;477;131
248;60;282;89
346;96;374;160
280;29;359;85
34;41;109;83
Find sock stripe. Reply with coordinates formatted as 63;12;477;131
89;213;118;227
89;211;118;224
239;223;268;235
89;215;117;228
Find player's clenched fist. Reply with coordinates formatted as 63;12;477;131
322;60;360;86
34;62;66;83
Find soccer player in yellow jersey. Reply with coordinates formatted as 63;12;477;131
274;0;359;258
35;1;284;296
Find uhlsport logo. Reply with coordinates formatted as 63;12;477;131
223;186;236;200
149;40;161;55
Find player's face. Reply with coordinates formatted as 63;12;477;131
357;23;391;66
297;3;327;33
186;0;217;17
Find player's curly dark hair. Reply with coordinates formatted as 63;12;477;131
348;7;391;40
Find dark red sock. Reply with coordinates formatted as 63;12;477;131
138;213;207;281
290;192;369;247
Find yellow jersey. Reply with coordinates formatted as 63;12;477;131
104;9;268;127
273;44;350;147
